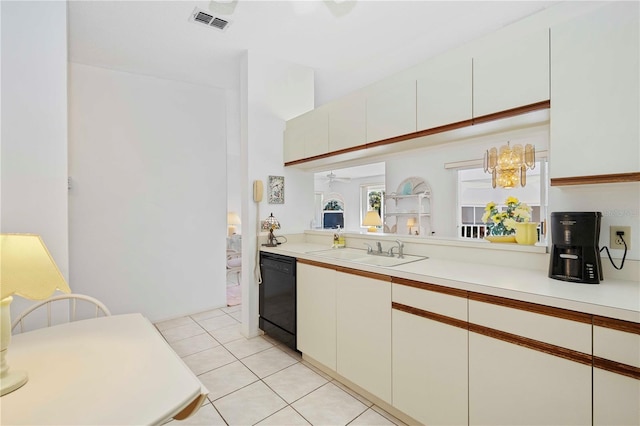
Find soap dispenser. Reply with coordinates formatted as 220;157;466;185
335;226;345;248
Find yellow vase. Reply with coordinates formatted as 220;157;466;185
515;222;538;245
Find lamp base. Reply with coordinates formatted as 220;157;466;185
367;227;378;233
1;296;28;396
1;368;28;396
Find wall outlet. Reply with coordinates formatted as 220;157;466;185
609;226;631;249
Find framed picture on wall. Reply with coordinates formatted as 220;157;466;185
268;175;284;204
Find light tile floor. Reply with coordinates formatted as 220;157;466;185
156;306;408;426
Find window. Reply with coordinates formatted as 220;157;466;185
360;184;385;229
457;161;547;242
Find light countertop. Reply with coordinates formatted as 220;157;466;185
261;243;640;323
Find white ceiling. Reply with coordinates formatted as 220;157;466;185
68;0;559;106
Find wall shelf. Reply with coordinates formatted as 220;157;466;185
384;177;432;235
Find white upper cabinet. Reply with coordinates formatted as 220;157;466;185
473;28;550;117
328;92;366;152
550;1;639;179
366;79;416;143
283;107;329;163
417;56;472;130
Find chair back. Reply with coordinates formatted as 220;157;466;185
11;294;111;334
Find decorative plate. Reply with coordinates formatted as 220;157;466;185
396;177;431;195
485;235;517;243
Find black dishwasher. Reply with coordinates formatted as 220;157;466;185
259;252;297;351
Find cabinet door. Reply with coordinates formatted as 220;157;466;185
366;80;416;142
328;92;366;152
392;284;468;425
469;332;592;426
417;56;472;130
303;107;329;158
283;108;329;163
336;271;391;403
593;323;640;425
550;2;639;178
473;28;549;117
283;115;305;163
468;300;592;425
296;263;336;370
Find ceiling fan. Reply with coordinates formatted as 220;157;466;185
323;171;351;184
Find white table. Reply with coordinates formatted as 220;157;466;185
1;313;208;425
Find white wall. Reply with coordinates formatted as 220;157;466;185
1;1;69;315
240;51;314;337
226;88;242;235
550;183;640;262
68;63;227;322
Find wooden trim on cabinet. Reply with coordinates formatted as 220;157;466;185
468;291;593;325
284;101;550;167
392;302;468;331
296;258;391;281
335;266;392;282
471;100;550;125
284;144;367;167
468;322;593;367
550;172;640;186
297;258;337;270
364;119;474;149
593;356;640;381
392;277;468;299
593;315;640;335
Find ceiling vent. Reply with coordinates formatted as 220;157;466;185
189;7;231;32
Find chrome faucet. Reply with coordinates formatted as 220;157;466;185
376;241;383;254
364;243;373;254
388;240;405;258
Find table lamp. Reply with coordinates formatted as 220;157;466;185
261;213;280;247
363;211;382;233
406;217;417;235
1;234;71;396
227;212;241;236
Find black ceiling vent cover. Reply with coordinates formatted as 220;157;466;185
190;8;231;32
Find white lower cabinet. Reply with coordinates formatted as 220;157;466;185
593;321;640;425
296;262;336;370
296;261;638;426
336;270;392;403
468;299;592;425
594;369;640;426
469;333;591;426
392;282;468;425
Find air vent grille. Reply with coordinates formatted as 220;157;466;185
190;7;231;31
210;17;229;30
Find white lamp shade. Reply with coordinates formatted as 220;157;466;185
363;211;382;232
227;212;241;226
1;234;71;300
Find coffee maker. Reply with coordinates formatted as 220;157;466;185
549;212;603;284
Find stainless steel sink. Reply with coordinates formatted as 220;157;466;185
310;248;427;267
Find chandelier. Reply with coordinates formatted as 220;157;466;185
483;142;535;189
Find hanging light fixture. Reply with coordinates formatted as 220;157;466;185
483;142;535;189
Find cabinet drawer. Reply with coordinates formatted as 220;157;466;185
468;298;591;353
392;280;467;321
593;317;640;369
